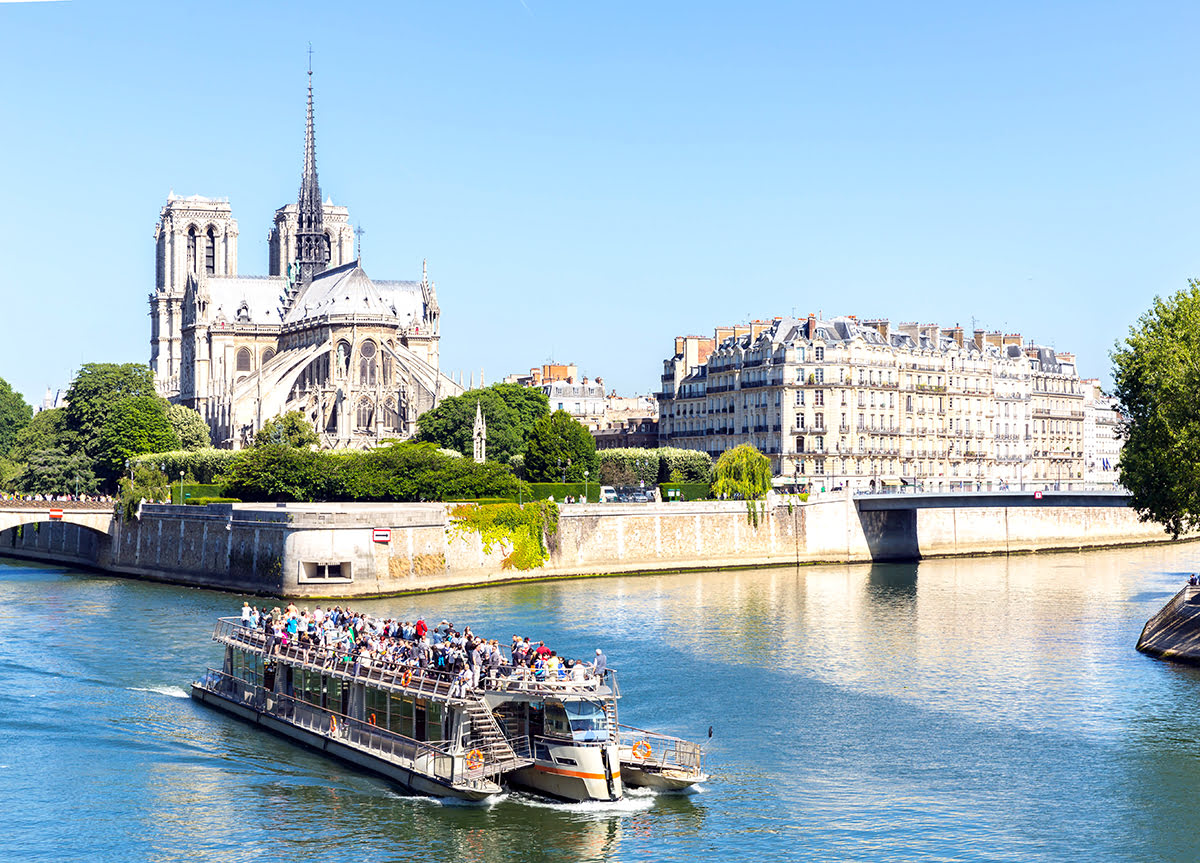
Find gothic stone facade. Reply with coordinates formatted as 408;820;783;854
149;74;461;449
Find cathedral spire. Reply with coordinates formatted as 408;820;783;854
295;52;327;285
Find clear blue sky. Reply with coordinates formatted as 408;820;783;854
2;1;1197;407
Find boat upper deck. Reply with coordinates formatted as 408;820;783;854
212;618;621;704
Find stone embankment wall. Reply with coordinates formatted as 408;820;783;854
0;493;1181;598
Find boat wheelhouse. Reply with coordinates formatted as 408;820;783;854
192;616;706;801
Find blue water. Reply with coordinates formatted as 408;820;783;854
4;544;1200;862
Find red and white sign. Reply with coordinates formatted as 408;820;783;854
1033;491;1043;500
372;528;391;543
48;508;63;520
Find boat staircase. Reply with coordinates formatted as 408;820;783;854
602;700;618;741
463;696;531;776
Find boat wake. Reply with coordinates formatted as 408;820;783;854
128;685;191;699
512;792;655;815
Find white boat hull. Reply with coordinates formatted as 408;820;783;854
191;685;498;801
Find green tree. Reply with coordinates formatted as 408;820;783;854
117;463;170;519
167;404;212;450
94;396;181;481
712;443;772;500
1111;281;1200;536
7;407;66;463
524;410;599;482
255;411;319;448
15;449;99;497
416;383;549;463
64;363;158;452
223;444;326;502
0;377;32;455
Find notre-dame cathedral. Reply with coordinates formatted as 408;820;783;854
149;68;461;449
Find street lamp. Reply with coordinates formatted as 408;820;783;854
179;471;185;506
125;458;132;482
584;469;589;503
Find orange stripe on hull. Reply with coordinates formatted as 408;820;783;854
533;764;607;780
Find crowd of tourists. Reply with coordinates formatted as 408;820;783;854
0;492;115;503
240;602;608;696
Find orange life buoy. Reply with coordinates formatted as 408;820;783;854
632;740;652;760
329;715;338;734
466;748;483;770
401;668;412;687
369;712;377;726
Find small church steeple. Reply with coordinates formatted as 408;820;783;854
295;50;328;286
473;401;487;464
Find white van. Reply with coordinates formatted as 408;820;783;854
599;486;617;503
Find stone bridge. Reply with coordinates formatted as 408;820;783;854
0;501;116;535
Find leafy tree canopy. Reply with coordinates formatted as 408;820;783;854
223;444;324;502
1111;280;1200;537
712;443;772;500
0;377;32;456
95;396;181;481
254;411;319;449
15;449;99;498
524;410;599;482
8;407;67;463
117;463;171;520
64;363;158;453
416;384;549;464
167;404;212;451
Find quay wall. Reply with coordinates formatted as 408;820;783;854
0;494;1180;598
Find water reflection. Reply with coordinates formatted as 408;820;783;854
6;541;1200;861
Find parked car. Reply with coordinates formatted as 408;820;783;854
599;485;617;503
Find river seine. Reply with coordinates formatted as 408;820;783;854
4;543;1200;862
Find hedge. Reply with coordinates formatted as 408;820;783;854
131;449;241;484
186;497;241;505
658;482;712;501
172;483;223;504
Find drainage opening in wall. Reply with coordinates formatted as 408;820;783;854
299;561;352;583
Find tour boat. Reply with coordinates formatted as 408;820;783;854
191;617;707;801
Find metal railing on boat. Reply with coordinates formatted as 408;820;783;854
616;723;704;775
195;668;506;790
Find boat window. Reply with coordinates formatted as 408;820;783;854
393;695;413;739
325;676;342;711
365;688;389;727
425;701;444;742
300;669;322;706
563;700;608;742
543;702;573;739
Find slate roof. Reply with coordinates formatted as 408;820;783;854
284;260;424;325
206;275;288;325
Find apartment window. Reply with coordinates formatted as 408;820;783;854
814;390;825;407
795;390;804;406
815;412;823;429
814;347;825;361
814;368;824;384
